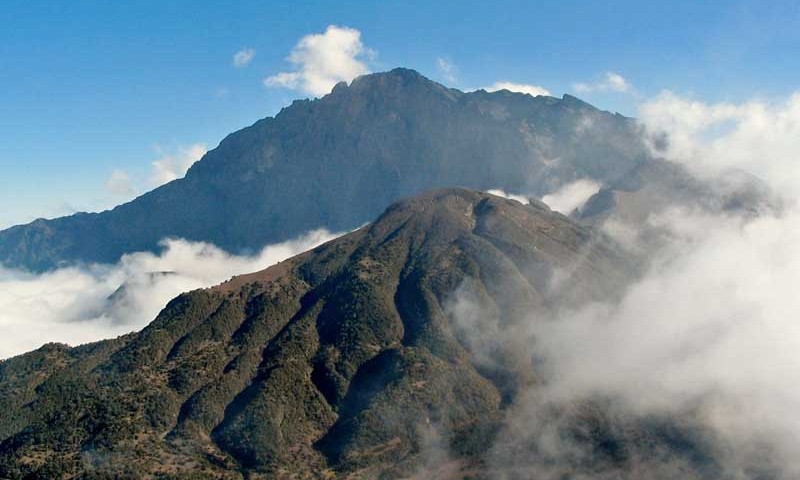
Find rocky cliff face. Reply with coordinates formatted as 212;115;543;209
0;189;757;480
0;68;650;272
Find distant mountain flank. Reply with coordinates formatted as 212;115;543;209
0;68;653;272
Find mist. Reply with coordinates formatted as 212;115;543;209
453;91;800;478
488;179;601;214
0;229;340;359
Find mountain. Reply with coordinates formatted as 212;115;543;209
0;68;652;272
0;189;754;479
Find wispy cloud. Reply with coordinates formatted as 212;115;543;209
541;179;601;214
149;143;207;187
264;25;373;97
233;47;256;68
105;169;135;197
487;189;530;205
573;71;632;94
436;57;458;84
484;81;551;97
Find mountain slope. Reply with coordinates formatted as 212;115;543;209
0;68;650;272
0;189;749;479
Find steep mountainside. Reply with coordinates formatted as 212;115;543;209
0;189;754;479
0;68;651;272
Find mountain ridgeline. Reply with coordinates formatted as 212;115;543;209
0;68;651;272
1;189;767;479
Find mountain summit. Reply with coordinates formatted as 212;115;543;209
0;189;760;479
0;68;650;271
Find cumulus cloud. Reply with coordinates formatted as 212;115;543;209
233;47;256;68
149;143;207;187
487;189;530;205
573;71;632;94
105;169;135;197
436;57;458;84
541;179;601;214
484;81;551;97
264;25;373;97
0;229;340;359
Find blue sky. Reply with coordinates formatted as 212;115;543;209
2;0;799;228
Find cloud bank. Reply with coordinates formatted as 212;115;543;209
488;179;600;215
487;189;530;205
265;25;373;97
0;229;340;359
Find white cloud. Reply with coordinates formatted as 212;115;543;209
484;81;551;97
105;169;135;197
436;57;458;84
531;206;800;474
446;88;800;474
0;229;341;359
487;189;530;205
488;181;602;215
232;47;256;68
540;179;601;214
264;25;372;97
639;91;800;197
573;71;632;94
149;143;207;187
493;89;800;474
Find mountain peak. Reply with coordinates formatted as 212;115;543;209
561;93;598;110
0;68;648;272
0;188;637;477
342;67;456;100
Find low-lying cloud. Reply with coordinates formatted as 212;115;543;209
488;179;600;215
0;229;340;359
541;179;601;214
455;90;800;477
487;188;530;205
